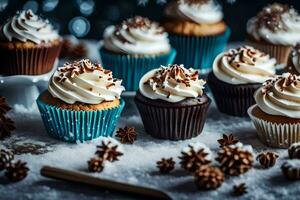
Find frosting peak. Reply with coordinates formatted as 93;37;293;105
213;46;276;84
1;10;59;44
165;0;223;24
103;16;170;55
254;73;300;118
139;64;206;103
48;59;125;104
247;4;300;45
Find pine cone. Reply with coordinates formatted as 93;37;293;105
5;160;29;182
95;140;123;162
179;143;211;173
71;43;87;58
288;142;300;159
0;149;14;171
233;183;247;196
216;145;253;176
217;134;239;148
88;157;104;173
116;126;137;144
0;97;11;115
256;151;279;168
0;116;15;140
194;166;224;190
156;158;175;174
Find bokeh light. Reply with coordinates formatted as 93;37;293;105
42;0;59;12
23;0;39;12
77;0;94;16
0;0;8;12
68;16;90;37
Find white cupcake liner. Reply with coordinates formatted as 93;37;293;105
248;105;300;148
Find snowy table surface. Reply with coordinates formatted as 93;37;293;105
1;40;298;200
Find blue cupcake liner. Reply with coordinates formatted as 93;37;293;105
36;95;125;143
169;28;231;73
99;47;177;91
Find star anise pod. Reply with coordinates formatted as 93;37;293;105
233;183;247;196
0;149;14;171
88;157;104;173
95;140;123;162
116;126;137;144
179;144;211;173
0;97;11;115
217;134;239;148
5;160;29;182
70;43;87;58
0;115;15;140
288;142;300;159
156;158;175;174
256;151;279;168
194;165;225;190
216;145;253;176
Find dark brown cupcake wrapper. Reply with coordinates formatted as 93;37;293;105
207;72;260;117
246;37;292;65
0;42;62;75
134;94;211;140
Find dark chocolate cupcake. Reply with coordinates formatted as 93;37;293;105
0;10;62;75
135;64;211;140
207;46;276;117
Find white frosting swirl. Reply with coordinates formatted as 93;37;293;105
254;73;300;118
1;10;59;44
291;46;300;74
213;46;276;84
103;16;170;55
165;0;223;24
48;59;125;104
139;64;206;103
247;4;300;45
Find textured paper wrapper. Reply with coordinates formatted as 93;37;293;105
248;105;300;148
36;96;125;143
99;48;176;91
0;42;62;75
246;38;292;65
135;96;211;140
207;72;260;117
169;28;230;73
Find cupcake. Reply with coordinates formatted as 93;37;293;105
99;16;176;91
287;44;300;74
135;64;211;140
246;3;300;66
163;0;230;73
0;10;62;75
36;59;125;142
208;46;277;117
248;73;300;148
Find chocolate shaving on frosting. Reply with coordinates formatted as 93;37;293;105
262;73;300;94
182;0;210;5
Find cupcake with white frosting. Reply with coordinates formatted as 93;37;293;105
246;3;300;65
135;64;211;140
36;59;125;142
208;46;277;116
163;0;230;72
0;9;62;75
248;73;300;148
99;16;176;91
287;44;300;75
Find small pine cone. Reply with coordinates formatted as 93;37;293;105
216;144;253;176
233;183;247;196
88;158;104;173
0;149;14;171
179;143;212;173
217;134;239;148
95;140;123;162
0;96;11;115
0;115;16;140
156;158;175;174
256;151;279;168
5;160;29;182
288;142;300;159
281;161;300;180
194;166;224;190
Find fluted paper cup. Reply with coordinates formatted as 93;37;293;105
248;105;300;148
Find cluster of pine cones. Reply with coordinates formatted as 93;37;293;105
0;97;15;140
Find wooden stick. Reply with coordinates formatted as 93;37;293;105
41;166;172;200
